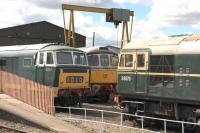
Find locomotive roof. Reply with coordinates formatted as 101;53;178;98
123;34;200;55
0;43;83;57
80;46;118;55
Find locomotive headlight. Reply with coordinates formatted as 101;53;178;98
66;76;83;83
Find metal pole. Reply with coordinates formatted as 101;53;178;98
182;122;184;133
71;10;75;47
92;32;95;47
62;9;67;44
129;16;133;42
120;21;125;49
164;119;166;133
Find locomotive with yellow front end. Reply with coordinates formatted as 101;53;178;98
0;43;90;106
81;46;119;102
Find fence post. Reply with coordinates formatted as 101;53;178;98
164;119;166;133
182;122;184;133
84;108;87;123
141;116;144;133
101;110;104;133
0;71;2;93
120;113;123;133
69;107;71;118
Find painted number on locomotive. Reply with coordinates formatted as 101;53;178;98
120;76;132;82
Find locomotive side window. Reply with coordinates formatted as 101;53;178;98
149;55;174;88
119;54;125;67
0;60;6;66
125;54;133;67
23;58;32;67
100;54;109;66
46;53;54;64
150;55;174;73
88;55;99;66
39;53;44;64
137;54;145;67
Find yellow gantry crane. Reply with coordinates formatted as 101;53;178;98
62;4;134;49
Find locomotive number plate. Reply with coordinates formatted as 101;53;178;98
66;76;83;83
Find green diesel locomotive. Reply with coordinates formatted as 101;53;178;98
117;34;200;126
0;43;89;106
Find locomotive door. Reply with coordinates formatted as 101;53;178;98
36;52;45;84
135;50;149;94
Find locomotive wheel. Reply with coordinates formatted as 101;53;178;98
195;126;200;133
102;94;109;102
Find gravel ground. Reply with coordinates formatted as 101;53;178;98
60;119;153;133
0;109;55;133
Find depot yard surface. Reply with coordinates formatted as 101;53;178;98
0;109;54;133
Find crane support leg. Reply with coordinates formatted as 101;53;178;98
121;21;130;49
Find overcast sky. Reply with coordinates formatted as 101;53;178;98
0;0;200;47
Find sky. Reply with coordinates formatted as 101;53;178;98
0;0;200;47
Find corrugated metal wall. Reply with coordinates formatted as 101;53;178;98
0;21;86;48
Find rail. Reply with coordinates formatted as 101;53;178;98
0;71;54;114
55;106;198;133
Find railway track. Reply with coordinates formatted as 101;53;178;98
0;125;27;133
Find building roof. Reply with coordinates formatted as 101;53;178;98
0;21;85;38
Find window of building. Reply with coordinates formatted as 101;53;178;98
23;58;32;67
46;53;54;64
39;53;44;64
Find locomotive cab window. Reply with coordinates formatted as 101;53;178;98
74;52;87;65
137;52;148;70
100;54;109;66
56;52;73;65
119;53;135;69
39;53;44;64
46;52;54;65
137;54;145;67
119;54;125;67
125;54;133;67
110;55;118;66
87;55;99;66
